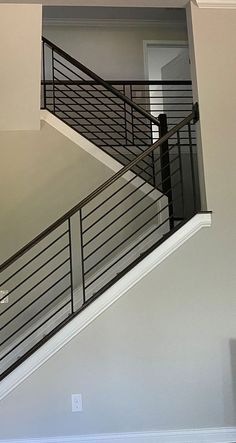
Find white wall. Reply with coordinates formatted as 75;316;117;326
1;3;236;439
43;24;188;80
0;4;42;130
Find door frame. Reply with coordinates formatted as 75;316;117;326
143;40;189;80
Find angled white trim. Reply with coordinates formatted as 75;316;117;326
40;109;124;175
196;0;236;8
0;427;236;443
0;213;211;401
40;109;153;186
43;18;187;28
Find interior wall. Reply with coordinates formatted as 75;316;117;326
0;4;42;130
0;121;114;264
43;24;188;80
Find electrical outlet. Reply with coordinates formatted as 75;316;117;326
71;394;83;412
0;290;9;304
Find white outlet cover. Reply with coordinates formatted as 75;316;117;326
71;394;83;412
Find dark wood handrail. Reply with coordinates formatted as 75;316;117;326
42;37;161;128
0;106;198;273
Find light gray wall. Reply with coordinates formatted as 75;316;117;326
43;24;188;80
1;4;236;439
0;223;236;438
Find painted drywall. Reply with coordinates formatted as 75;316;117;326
0;121;114;263
43;24;188;80
1;3;236;438
0;4;42;130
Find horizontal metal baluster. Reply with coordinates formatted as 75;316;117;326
52;59;154;133
83;168;181;262
1;258;70;316
53;91;152;172
83;162;181;249
84;191;183;290
53;109;152;179
53;65;152;142
2;244;69;299
1;272;70;329
83;148;180;233
0;297;71;362
1;285;71;347
84;184;181;277
83;142;181;221
0;230;69;290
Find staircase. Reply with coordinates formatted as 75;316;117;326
0;38;211;394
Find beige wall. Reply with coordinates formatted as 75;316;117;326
0;4;42;130
0;121;115;263
43;24;188;80
1;3;236;439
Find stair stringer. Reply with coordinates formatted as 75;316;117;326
0;213;212;401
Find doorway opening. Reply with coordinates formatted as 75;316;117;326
143;41;191;125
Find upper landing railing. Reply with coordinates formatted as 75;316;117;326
41;38;194;188
42;37;161;186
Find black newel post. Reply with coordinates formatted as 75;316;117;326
158;113;174;229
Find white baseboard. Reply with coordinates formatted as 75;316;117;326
0;427;235;443
0;213;212;401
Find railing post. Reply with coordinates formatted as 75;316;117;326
177;129;185;220
52;48;56;114
68;218;74;314
158;113;174;229
130;85;134;145
123;84;128;146
42;41;47;109
79;209;86;305
150;121;156;188
188;121;197;214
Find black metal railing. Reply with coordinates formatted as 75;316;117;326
41;38;194;187
101;80;194;136
42;37;162;187
0;106;200;380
